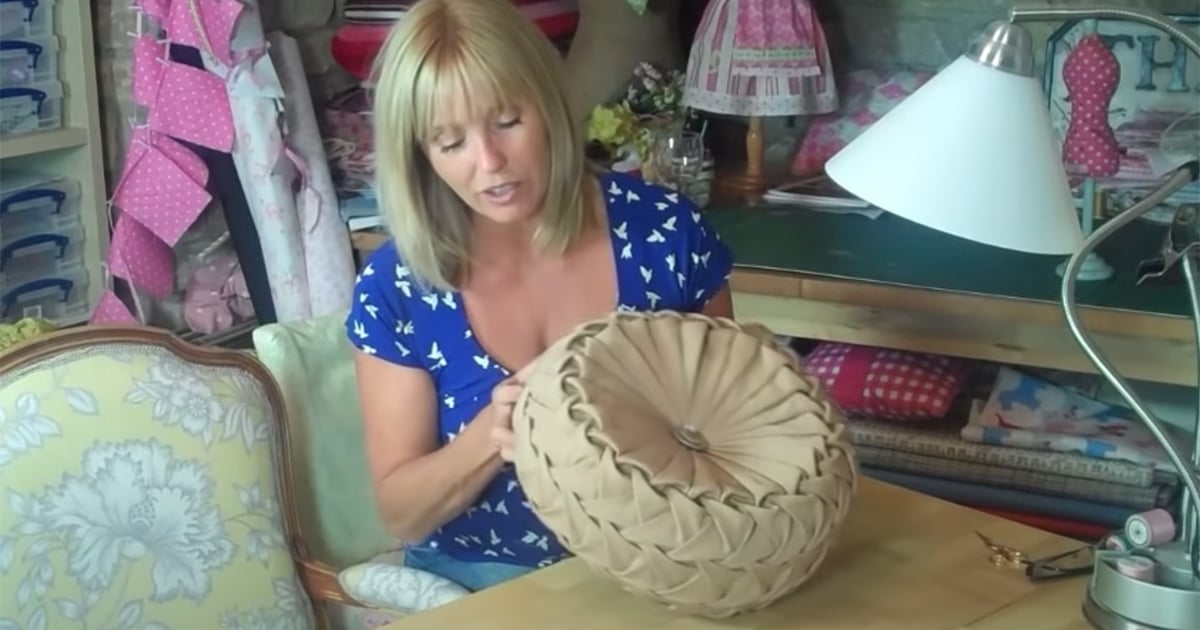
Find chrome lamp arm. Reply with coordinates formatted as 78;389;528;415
1011;3;1200;57
1006;5;1200;629
1060;163;1200;564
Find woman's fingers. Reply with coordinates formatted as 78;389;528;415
492;424;516;461
490;367;536;462
491;381;523;407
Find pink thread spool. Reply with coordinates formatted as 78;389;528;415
1100;531;1130;552
1115;555;1157;583
1124;508;1176;549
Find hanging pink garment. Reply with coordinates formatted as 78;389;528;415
684;0;838;117
182;251;255;334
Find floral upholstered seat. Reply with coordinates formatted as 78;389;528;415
0;326;321;629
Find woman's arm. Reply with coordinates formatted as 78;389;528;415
353;351;504;542
702;283;735;319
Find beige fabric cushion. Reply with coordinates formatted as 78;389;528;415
512;312;858;618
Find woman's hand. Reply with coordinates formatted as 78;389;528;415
489;363;536;462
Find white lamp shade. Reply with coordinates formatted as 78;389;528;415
825;56;1084;255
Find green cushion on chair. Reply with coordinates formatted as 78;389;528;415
252;315;398;569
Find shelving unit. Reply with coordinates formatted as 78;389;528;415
0;0;108;325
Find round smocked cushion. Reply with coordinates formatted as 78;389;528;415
512;312;858;618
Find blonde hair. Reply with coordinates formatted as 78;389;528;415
369;0;588;292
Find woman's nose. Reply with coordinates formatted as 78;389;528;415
477;135;508;173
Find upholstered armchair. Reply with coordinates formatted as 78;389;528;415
0;326;324;629
252;314;467;629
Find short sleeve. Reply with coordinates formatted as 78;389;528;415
344;243;425;368
680;200;734;311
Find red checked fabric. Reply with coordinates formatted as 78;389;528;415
803;342;970;420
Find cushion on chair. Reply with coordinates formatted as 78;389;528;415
253;315;397;568
512;312;858;618
0;328;316;629
336;550;468;617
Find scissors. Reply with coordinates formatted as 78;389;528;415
974;531;1095;581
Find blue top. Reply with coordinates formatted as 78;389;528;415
344;171;734;567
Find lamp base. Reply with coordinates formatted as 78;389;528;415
715;170;770;205
1082;544;1200;630
1057;252;1114;281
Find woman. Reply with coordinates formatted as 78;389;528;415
345;0;734;592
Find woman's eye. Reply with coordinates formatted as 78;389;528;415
438;140;464;154
497;117;521;129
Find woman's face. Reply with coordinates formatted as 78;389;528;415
424;98;550;228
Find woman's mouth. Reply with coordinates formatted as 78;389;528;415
481;182;519;204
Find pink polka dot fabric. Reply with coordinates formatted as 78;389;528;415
152;130;209;185
113;145;211;246
135;0;168;22
166;0;244;66
148;60;235;152
100;0;244;315
121;127;210;190
1062;34;1122;177
89;289;138;324
107;214;176;299
132;35;166;108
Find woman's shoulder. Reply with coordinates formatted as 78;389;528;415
601;171;704;237
352;239;458;324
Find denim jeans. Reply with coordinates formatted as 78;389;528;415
403;545;537;592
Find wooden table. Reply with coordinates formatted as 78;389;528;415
380;479;1093;630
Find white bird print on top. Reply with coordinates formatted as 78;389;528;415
395;264;412;297
612;221;628;240
428;342;446;369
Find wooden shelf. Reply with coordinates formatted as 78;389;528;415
736;292;1195;388
0;127;89;160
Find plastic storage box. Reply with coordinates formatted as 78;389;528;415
0;35;59;89
0;172;81;237
0;262;88;324
0;0;56;40
0;172;87;324
0;78;61;138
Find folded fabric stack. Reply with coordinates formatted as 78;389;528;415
803;342;1182;541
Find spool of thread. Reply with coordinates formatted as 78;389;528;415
1100;532;1130;552
1124;509;1176;549
1115;555;1157;583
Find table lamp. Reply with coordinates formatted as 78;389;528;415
681;0;840;199
824;4;1200;630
